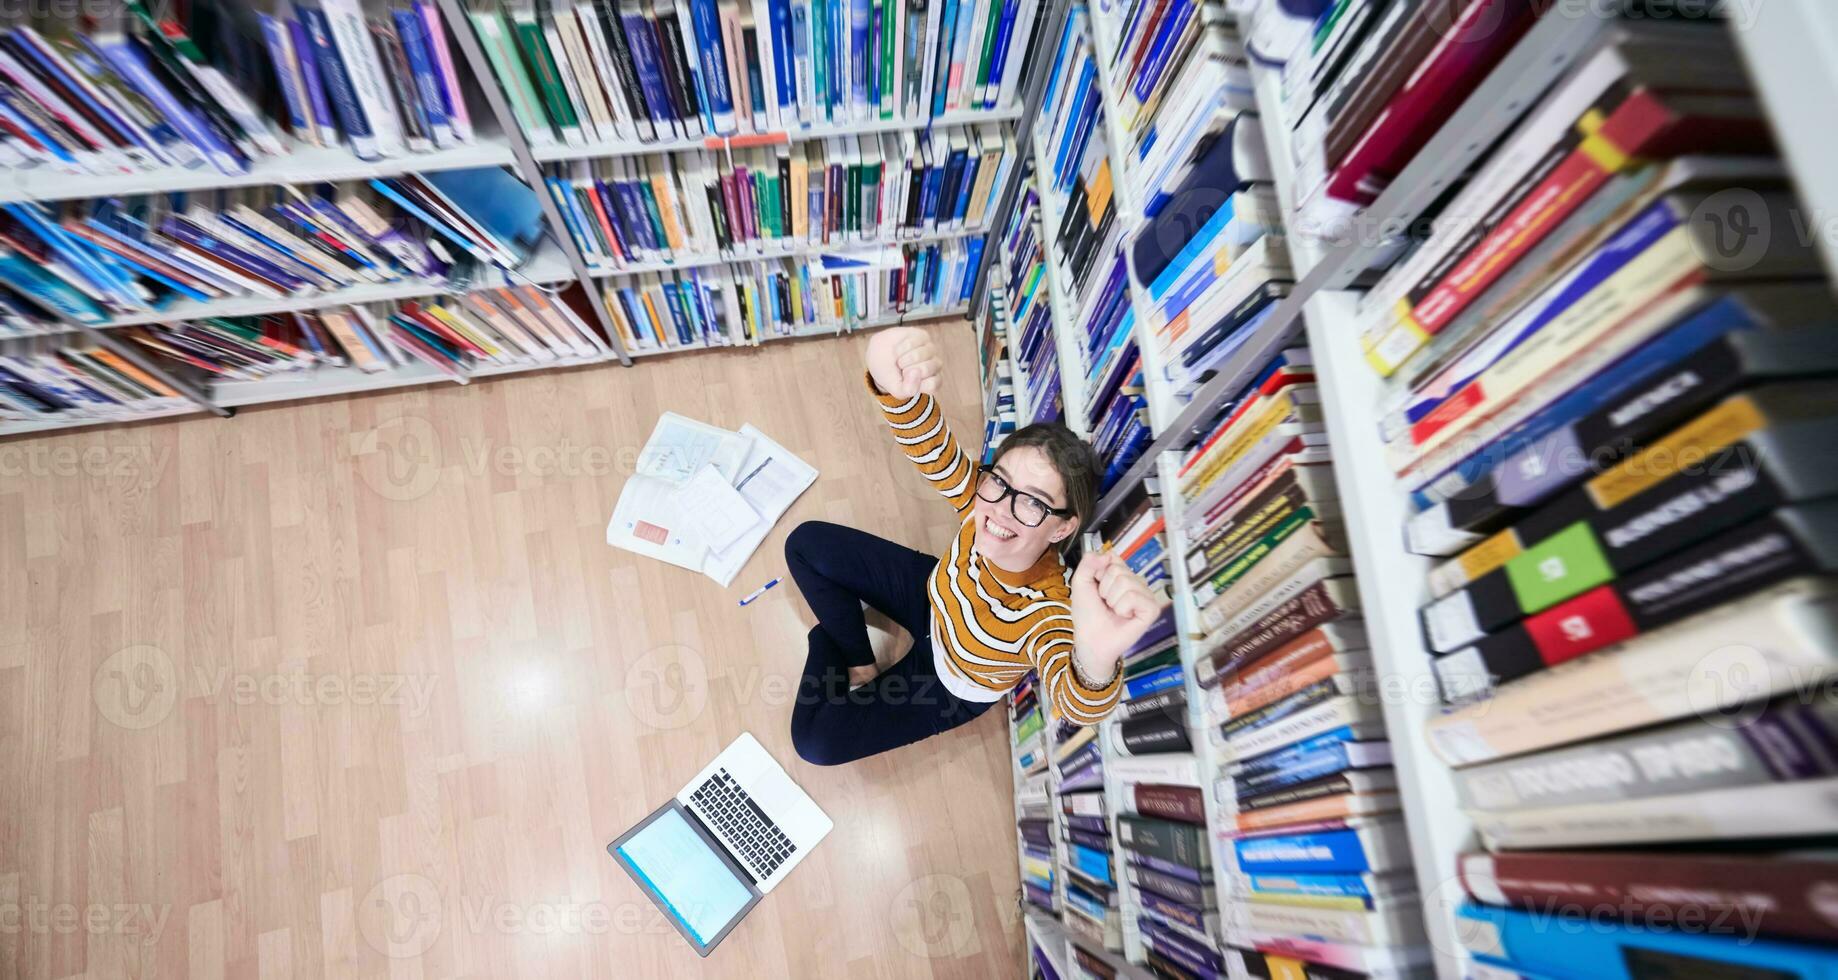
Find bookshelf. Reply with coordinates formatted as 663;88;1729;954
998;0;1838;977
0;0;1055;440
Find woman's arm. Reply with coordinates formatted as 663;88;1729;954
1022;555;1165;726
865;327;976;513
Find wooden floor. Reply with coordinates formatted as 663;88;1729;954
0;322;1025;980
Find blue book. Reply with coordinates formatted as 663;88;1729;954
0;87;77;169
1125;663;1183;700
420;166;547;264
1067;842;1112;885
392;9;451;145
0;248;106;324
1051;64;1096;190
6;203;143;308
983;0;1017;109
1132;0;1194;104
959;238;985;302
286;17;338;144
827;0;847;113
866;0;881;110
768;0;796;115
292;6;377;161
790;0;811;119
1231;724;1368;778
1234;824;1403;875
623;9;677;129
544;178;593;256
1459;902;1838;980
848;0;870;113
929;0;958;115
257;15;311;139
90;33;248;174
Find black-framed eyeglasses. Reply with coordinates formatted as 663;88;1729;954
974;465;1073;528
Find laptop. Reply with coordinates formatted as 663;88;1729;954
608;732;832;956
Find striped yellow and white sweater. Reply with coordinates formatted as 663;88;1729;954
873;376;1122;725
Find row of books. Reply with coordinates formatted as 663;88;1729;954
1089;0;1255;221
1161;340;1429;979
603;236;981;348
1013;673;1059;916
468;0;1044;149
0;336;190;424
977;290;1018;459
1031;10;1154;491
1054;705;1121;953
1261;0;1838;974
543;125;1013;269
0;166;547;327
126;286;609;387
1;1;475;179
998;185;1064;426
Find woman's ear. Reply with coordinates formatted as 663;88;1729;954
1052;516;1081;544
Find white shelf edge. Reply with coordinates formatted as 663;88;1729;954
0;136;519;206
529;105;1026;163
584;225;991;279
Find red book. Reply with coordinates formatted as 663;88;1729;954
1133;784;1204;825
1328;0;1540;205
1460;850;1838;945
398;301;486;357
1403;86;1772;350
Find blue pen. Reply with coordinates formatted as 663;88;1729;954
738;579;782;606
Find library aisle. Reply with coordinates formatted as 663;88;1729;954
0;321;1024;980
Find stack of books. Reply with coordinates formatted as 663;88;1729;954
0;337;191;426
1056;713;1121;951
1256;0;1838;973
601;234;981;347
998;184;1064;425
467;0;1042;147
127;287;608;386
1032;6;1151;482
1106;493;1171;595
0;0;480;178
1013;673;1057;915
1173;344;1430;978
543;125;1013;270
0;167;549;327
977;289;1018;460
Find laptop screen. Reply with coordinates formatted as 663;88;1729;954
614;808;753;946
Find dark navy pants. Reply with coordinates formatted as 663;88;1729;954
784;521;994;766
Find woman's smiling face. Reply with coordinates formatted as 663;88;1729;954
971;445;1077;569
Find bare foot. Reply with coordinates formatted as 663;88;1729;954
848;664;881;689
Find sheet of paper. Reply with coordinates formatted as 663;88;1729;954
635;412;752;485
678;465;761;553
703;425;819;587
606;473;707;572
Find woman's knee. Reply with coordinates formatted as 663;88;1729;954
784;520;838;568
789;713;851;767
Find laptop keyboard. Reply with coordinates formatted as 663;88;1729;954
690;769;796;880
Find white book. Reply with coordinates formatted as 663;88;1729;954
321;0;406;156
555;5;615;142
574;2;635;140
960;0;991;111
544;11;602;142
918;0;945;121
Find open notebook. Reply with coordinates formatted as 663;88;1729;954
607;415;818;586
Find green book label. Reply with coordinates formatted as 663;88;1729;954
1504;522;1614;614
